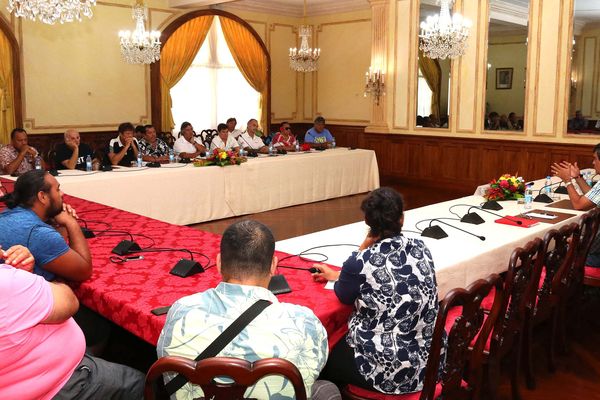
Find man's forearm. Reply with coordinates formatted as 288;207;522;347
64;221;92;264
3;153;26;175
110;147;128;165
65;148;79;170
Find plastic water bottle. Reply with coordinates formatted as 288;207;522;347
331;138;336;149
524;185;533;210
85;155;92;172
544;176;552;195
295;141;300;152
169;148;175;164
239;147;245;157
34;155;42;170
136;152;142;168
586;171;593;187
268;142;274;156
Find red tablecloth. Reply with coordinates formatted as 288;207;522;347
30;191;352;349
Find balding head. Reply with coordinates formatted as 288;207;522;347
64;129;81;147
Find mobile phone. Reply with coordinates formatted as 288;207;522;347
151;306;171;316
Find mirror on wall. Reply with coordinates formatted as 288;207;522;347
568;0;600;134
484;0;529;132
416;1;452;129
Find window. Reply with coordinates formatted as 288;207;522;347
170;18;260;133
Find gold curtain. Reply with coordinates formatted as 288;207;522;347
0;31;15;144
219;16;268;132
418;49;441;118
160;15;214;132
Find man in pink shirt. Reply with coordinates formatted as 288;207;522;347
0;246;144;400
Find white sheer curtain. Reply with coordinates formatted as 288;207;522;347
417;67;433;119
170;18;261;133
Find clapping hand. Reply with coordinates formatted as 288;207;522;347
1;245;35;272
551;161;574;182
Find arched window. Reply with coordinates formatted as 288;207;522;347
151;10;270;134
0;16;21;143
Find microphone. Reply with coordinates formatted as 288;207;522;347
421;218;486;241
463;205;522;225
534;181;562;203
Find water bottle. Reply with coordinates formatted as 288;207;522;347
268;142;274;156
34;155;42;170
169;148;175;164
239;147;245;157
544;176;552;195
586;171;593;187
524;185;533;210
295;141;300;152
85;155;92;172
136;151;143;168
331;137;336;149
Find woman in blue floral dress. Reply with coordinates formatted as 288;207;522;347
312;187;442;394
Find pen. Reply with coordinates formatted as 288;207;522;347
125;256;144;261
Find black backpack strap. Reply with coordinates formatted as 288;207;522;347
165;299;272;396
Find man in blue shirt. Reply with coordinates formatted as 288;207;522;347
304;116;334;149
0;170;92;282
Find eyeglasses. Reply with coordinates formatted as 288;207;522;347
284;127;291;131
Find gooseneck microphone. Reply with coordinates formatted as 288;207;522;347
421;218;486;241
534;181;562;203
464;206;523;225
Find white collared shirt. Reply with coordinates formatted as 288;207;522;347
173;136;197;154
237;132;265;150
210;135;239;152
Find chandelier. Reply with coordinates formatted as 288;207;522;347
7;0;95;24
289;0;320;72
419;0;471;60
364;68;385;105
118;1;161;65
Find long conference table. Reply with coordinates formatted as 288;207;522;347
7;148;379;225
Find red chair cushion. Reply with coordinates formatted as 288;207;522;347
446;301;492;351
584;265;600;281
345;384;437;400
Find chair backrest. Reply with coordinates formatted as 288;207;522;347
199;129;218;149
160;132;175;148
487;238;544;359
571;208;600;286
144;356;307;400
420;273;504;400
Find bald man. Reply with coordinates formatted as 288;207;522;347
54;129;94;170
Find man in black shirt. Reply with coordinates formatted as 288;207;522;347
54;129;94;170
108;122;139;167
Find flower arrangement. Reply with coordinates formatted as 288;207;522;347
484;174;525;201
194;149;246;167
301;143;311;151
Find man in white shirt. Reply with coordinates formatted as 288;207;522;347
237;119;268;154
210;123;240;153
173;121;206;159
226;117;243;139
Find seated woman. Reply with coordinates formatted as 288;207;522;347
312;187;443;395
210;123;240;153
272;122;298;151
173;122;206;159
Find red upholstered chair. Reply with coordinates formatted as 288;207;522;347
342;273;504;400
477;238;544;400
144;356;307;400
523;223;578;390
583;208;600;288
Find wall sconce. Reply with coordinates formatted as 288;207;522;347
364;67;385;105
571;76;577;90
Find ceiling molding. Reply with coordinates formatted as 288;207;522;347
169;0;370;16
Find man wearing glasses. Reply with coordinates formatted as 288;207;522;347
272;122;298;152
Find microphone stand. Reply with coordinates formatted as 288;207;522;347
421;218;486;241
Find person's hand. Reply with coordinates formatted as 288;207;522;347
194;142;206;152
2;245;34;272
551;162;571;182
53;209;77;227
311;263;340;283
65;138;77;150
570;161;581;178
123;137;133;149
62;202;78;219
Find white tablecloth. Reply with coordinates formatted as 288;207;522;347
276;180;583;297
3;148;379;225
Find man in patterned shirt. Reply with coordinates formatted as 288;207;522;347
138;124;170;162
551;143;600;266
0;128;40;175
157;220;330;400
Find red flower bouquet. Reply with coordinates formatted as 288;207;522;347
484;174;525;201
194;149;246;167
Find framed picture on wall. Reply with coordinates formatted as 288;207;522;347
496;68;513;89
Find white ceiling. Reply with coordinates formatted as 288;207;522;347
168;0;370;16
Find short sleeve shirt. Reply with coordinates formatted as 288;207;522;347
304;127;333;144
585;181;600;205
237;133;265;150
139;138;170;158
54;143;94;170
0;144;37;175
0;207;69;281
108;136;138;167
272;133;297;148
173;136;198;155
209;135;239;152
0;265;85;400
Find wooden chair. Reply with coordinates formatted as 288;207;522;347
583;208;600;288
160;132;175;148
199;129;218;149
341;273;504;400
479;238;544;400
144;356;307;400
523;223;578;389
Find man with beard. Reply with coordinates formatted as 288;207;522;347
0;170;91;282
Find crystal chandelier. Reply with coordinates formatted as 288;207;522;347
118;1;161;65
289;0;320;72
7;0;95;24
419;0;472;60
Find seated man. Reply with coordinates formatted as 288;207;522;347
173;121;206;159
210;123;240;153
305;116;334;148
158;220;328;399
0;128;40;175
54;129;95;170
139;124;170;163
0;246;144;399
568;110;588;131
237;119;268;153
0;170;91;282
226;117;243;139
108;122;140;167
272;121;298;151
507;112;522;130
